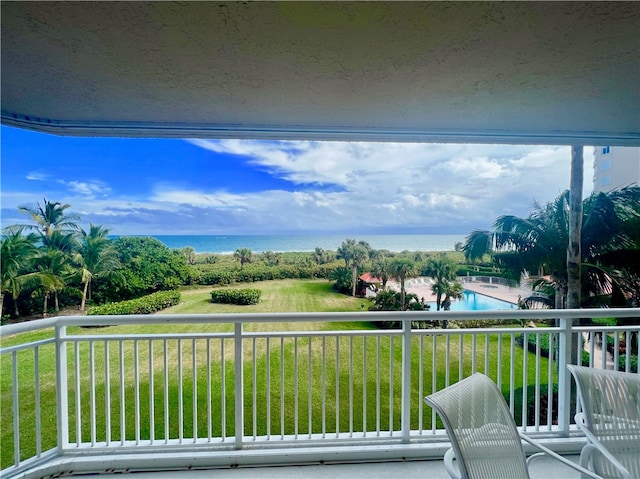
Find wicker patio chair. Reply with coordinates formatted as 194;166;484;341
424;372;601;479
567;365;640;479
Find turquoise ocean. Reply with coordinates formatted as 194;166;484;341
137;234;467;254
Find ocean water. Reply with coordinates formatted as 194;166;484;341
128;234;467;254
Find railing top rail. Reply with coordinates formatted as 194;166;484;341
1;308;638;337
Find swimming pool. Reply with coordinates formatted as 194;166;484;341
427;290;516;311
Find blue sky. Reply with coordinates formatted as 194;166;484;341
1;125;594;236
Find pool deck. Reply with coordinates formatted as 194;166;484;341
388;277;532;306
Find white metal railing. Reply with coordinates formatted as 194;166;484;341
1;309;639;478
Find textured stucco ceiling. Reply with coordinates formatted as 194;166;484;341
1;1;639;144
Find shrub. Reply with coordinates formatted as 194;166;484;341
210;288;261;305
88;290;181;315
509;383;578;427
617;354;638;373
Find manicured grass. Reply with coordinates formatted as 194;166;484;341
165;279;371;314
1;279;549;469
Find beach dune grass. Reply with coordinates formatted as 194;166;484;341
1;280;548;469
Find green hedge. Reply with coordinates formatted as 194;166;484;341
618;354;639;373
195;264;339;286
517;332;590;366
210;288;261;305
87;290;181;315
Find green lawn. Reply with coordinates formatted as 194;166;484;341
1;280;551;469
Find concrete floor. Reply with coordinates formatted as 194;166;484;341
81;455;583;479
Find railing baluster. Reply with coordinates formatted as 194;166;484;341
445;335;450;387
349;335;353;437
221;337;226;441
335;335;340;438
252;337;257;440
534;335;541;431
376;336;381;436
388;335;393;435
163;340;169;443
149;340;154;444
322;336;326;438
119;340;125;446
522;331;529;430
192;338;197;443
105;341;111;446
547;333;554;430
509;333;515;414
34;346;41;456
280;337;284;439
294;336;299;439
12;351;20;466
458;334;464;381
206;338;212;442
362;336;367;437
178;339;183;443
431;333;437;433
308;338;312;439
418;334;424;434
470;333;476;374
266;337;271;440
497;333;503;390
74;341;81;446
134;340;140;444
89;340;96;446
484;333;489;375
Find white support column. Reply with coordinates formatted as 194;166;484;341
401;318;412;443
557;317;573;435
234;322;244;449
55;324;69;452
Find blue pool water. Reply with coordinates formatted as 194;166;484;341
428;290;516;311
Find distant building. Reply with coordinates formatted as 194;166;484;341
592;146;640;193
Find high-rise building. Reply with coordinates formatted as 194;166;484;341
592;146;640;193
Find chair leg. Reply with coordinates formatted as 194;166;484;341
579;445;595;479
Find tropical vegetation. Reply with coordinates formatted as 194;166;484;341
463;186;640;309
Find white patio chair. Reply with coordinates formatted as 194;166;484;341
424;373;601;479
567;365;640;479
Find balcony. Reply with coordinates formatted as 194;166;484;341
1;307;638;479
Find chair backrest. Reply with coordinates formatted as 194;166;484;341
568;365;640;478
424;373;530;479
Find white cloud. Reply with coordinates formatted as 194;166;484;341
58;179;111;197
184;139;578;233
3;140;593;235
26;171;49;181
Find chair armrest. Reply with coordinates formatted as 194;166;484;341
574;413;635;479
519;432;603;479
443;447;461;479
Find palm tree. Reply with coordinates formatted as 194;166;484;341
337;239;369;296
441;281;464;311
76;224;122;311
462;186;640;309
33;248;69;315
18;198;80;237
336;239;357;268
425;254;457;311
234;248;253;269
371;257;394;291
1;227;59;317
312;247;325;265
350;244;369;297
391;258;418;310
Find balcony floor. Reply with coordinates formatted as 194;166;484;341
75;455;582;479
